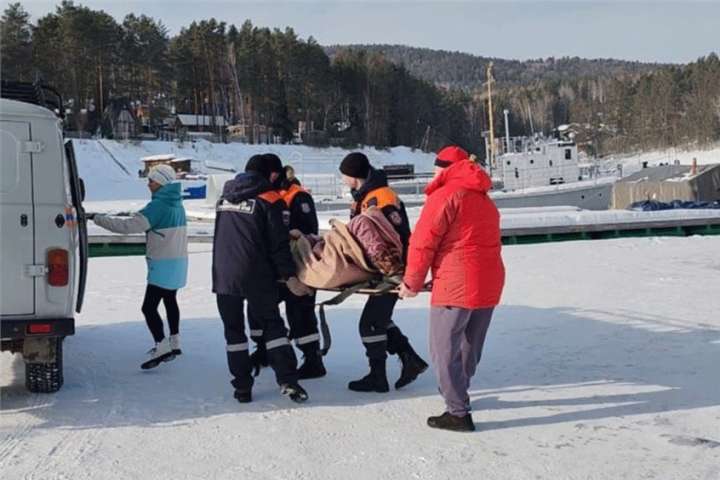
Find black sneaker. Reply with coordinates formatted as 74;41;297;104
427;412;475;432
281;383;309;403
234;389;252;403
297;354;327;380
395;348;429;390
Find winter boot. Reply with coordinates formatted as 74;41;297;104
395;346;429;390
348;358;389;393
281;382;309;403
427;412;475;432
249;343;268;377
169;334;182;356
297;351;327;380
141;338;175;370
234;389;252;403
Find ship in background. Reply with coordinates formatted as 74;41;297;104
392;62;618;210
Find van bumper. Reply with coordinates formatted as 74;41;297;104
1;318;75;340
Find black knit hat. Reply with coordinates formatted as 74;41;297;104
339;152;371;179
245;154;273;180
245;153;284;180
262;153;284;174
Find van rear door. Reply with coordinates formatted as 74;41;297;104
64;140;87;312
0;120;35;315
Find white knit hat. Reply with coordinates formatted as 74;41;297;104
148;164;177;186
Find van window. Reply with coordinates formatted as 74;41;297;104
565;149;572;160
60;133;72;203
0;130;20;193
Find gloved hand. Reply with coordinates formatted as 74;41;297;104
286;277;314;297
249;344;268;377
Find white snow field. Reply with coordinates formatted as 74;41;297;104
2;236;720;479
72;139;436;202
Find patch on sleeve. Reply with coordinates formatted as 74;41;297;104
366;197;378;208
301;202;311;214
282;210;291;226
389;211;403;226
217;199;256;215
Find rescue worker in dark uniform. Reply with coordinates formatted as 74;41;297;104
339;152;429;393
212;154;313;403
272;156;326;378
247;155;325;379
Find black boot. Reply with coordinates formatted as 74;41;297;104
427;412;475;432
281;382;309;403
297;352;327;379
395;346;429;390
348;358;389;393
234;389;252;403
249;344;268;377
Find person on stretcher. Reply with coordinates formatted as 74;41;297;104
290;152;428;393
289;205;404;289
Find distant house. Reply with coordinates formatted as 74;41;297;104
102;98;139;139
611;163;720;208
175;114;227;133
140;154;195;178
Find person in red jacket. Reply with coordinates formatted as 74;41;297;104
399;145;505;432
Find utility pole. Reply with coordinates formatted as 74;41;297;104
486;62;496;170
503;109;511;154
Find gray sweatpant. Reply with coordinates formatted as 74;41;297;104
429;306;494;416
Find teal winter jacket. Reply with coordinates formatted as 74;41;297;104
94;182;188;290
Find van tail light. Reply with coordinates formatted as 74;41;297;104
28;323;52;334
47;248;69;286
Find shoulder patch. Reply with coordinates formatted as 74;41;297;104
282;210;291;226
366;197;378;208
301;202;311;214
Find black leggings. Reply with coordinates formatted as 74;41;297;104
141;285;179;343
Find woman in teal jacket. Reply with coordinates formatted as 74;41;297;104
94;165;188;369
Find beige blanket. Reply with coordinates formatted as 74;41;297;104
291;219;377;289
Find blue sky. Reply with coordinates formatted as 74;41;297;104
11;1;720;63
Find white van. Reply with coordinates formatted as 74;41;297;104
0;82;88;393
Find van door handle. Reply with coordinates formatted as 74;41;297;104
20;214;28;227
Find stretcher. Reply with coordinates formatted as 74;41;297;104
311;276;431;356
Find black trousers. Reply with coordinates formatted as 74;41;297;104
217;293;298;391
359;293;410;360
141;284;179;343
249;287;321;356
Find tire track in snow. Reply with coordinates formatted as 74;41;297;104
23;346;122;480
0;357;47;468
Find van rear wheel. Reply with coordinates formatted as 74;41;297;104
25;337;63;393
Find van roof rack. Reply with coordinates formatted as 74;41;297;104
0;80;64;118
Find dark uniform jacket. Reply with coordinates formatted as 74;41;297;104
212;172;296;296
281;184;319;235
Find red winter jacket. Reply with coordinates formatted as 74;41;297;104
403;160;505;309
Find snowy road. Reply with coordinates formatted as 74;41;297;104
2;237;720;479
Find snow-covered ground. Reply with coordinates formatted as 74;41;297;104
2;236;720;479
